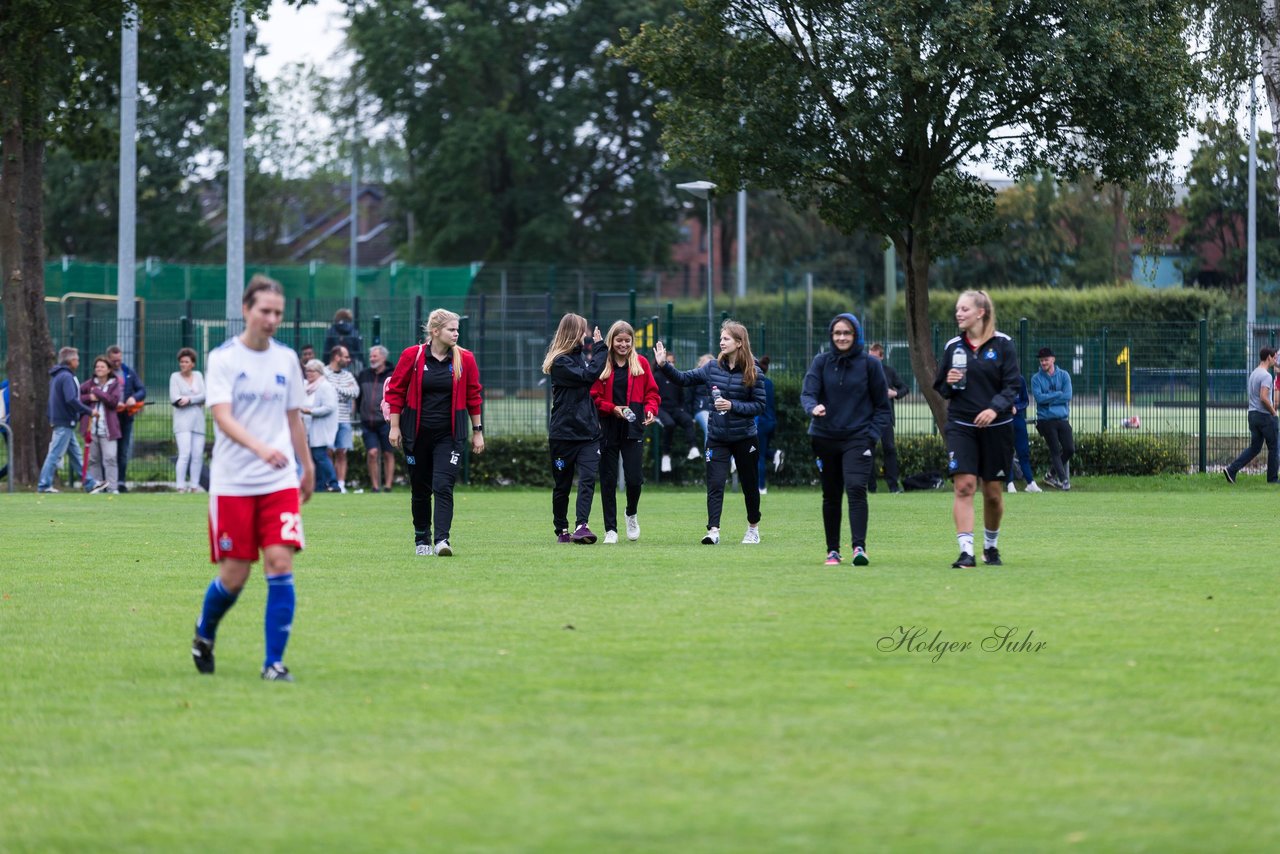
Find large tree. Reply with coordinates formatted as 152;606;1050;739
0;1;270;485
619;0;1198;426
346;0;684;266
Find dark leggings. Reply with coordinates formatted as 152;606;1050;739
408;428;461;544
705;438;761;529
812;435;873;551
599;437;644;532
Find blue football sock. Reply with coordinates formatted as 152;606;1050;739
197;578;239;641
264;573;296;668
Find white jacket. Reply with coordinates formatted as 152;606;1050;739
304;379;339;448
169;370;206;434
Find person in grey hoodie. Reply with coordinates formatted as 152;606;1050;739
800;313;892;566
37;347;98;493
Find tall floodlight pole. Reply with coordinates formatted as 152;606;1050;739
349;139;359;303
678;181;717;351
1248;77;1258;330
736;189;747;298
117;11;138;363
227;4;246;331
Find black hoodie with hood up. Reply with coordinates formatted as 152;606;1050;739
800;312;892;442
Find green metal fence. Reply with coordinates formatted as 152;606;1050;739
3;269;1274;483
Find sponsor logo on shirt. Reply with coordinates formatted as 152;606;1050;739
276;374;287;385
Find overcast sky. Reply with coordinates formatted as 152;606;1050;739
256;0;1263;183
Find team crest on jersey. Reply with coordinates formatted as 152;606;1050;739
555;457;566;471
275;374;287;385
984;349;997;360
450;451;460;465
405;454;416;465
218;533;233;551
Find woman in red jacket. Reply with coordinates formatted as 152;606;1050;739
590;321;661;543
385;308;484;557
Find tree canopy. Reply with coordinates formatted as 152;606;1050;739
619;0;1199;425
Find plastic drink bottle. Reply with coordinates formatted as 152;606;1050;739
952;347;968;390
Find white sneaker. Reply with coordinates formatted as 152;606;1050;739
338;482;347;494
603;530;619;544
701;528;720;545
661;454;672;473
687;446;701;460
415;543;433;556
1025;481;1043;493
758;487;767;495
435;540;453;557
625;514;640;541
742;526;761;544
730;457;737;474
1006;482;1017;493
773;449;785;472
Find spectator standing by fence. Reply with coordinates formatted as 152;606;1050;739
106;344;146;492
357;345;396;492
325;345;359;493
386;308;485;556
1004;374;1042;494
170;348;206;493
80;356;121;494
755;356;777;495
591;321;660;543
654;352;700;473
323;309;365;374
37;347;96;493
302;359;340;492
866;343;907;494
1031;347;1074;491
1224;347;1279;485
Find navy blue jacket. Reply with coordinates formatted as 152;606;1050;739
47;364;92;428
547;340;609;442
658;356;766;443
114;361;147;422
800;313;892;443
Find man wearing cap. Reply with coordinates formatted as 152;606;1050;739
1031;347;1074;490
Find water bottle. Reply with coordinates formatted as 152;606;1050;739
711;385;725;414
952;346;968;390
622;406;636;423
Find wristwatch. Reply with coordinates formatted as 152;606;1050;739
472;425;483;433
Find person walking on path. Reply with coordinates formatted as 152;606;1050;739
1224;347;1279;485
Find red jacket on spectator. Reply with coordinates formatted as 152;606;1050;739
591;354;661;440
384;344;483;440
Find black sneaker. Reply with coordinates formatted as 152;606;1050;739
261;662;294;682
1224;469;1236;485
983;547;1003;566
191;629;215;674
951;552;976;568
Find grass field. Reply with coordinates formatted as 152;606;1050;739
2;480;1277;851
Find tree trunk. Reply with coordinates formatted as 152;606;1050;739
898;228;949;431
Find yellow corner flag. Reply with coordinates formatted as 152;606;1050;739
1116;346;1130;366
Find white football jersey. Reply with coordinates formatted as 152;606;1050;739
206;337;305;496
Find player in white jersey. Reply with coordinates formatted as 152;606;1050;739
191;275;315;682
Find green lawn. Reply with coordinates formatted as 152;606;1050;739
1;482;1277;851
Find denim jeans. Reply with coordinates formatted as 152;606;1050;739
38;425;96;491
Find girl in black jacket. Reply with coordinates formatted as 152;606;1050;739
654;321;767;545
543;313;607;543
800;313;892;567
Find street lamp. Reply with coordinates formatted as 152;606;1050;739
678;180;717;352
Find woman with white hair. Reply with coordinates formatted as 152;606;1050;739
301;359;340;492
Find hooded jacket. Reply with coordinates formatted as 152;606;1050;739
800;313;892;442
548;340;609;442
323;318;366;372
47;364;93;428
657;356;766;443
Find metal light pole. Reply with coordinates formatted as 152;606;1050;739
227;3;246;330
117;10;138;363
678;181;717;351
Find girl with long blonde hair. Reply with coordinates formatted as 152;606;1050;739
590;321;661;543
544;313;607;543
932;289;1021;568
384;307;485;557
653;320;767;545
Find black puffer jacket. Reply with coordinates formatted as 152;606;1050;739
548;340;609;441
658;357;765;443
